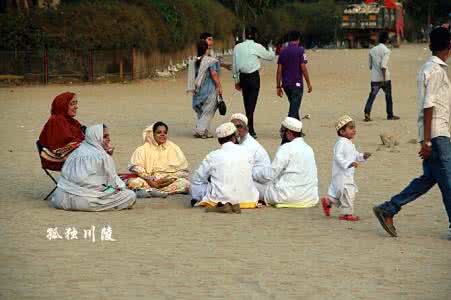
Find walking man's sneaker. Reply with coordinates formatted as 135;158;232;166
364;113;372;122
387;115;400;120
373;206;397;237
448;225;451;240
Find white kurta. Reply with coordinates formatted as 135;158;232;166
239;133;271;183
191;142;259;207
262;137;319;206
51;124;136;211
327;137;366;199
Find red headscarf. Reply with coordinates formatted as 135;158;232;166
39;92;84;170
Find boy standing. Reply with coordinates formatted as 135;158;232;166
373;27;451;238
321;115;371;221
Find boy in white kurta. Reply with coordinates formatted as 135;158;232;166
321;115;371;221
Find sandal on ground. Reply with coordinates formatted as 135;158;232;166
339;214;360;221
321;197;331;217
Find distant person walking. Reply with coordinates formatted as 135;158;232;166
276;30;312;120
363;31;400;122
232;26;275;138
373;27;451;239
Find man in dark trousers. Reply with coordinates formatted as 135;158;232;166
232;26;275;138
363;31;400;122
373;27;451;239
276;30;312;120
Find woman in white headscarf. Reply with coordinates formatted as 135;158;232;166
126;122;190;195
51;124;136;211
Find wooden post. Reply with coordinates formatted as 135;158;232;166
89;50;94;82
43;48;48;85
131;48;135;80
119;59;124;81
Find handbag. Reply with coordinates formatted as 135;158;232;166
217;94;227;116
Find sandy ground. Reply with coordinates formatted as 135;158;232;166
0;44;450;300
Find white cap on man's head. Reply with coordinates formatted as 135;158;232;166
230;113;248;126
281;117;303;132
216;122;237;138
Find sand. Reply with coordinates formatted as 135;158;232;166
0;44;450;299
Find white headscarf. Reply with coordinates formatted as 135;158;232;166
58;124;125;197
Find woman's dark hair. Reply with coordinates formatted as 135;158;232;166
103;124;107;129
153;121;168;133
430;27;451;53
196;40;209;68
200;32;212;40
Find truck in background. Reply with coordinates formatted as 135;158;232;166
341;0;404;48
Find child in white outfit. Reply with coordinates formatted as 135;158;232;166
321;115;371;221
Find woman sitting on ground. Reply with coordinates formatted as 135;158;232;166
38;92;85;170
51;124;136;211
126;122;190;195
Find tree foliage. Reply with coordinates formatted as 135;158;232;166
0;0;237;51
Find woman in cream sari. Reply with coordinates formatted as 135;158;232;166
127;122;190;195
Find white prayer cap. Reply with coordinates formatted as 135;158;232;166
216;122;237;138
281;117;303;132
230;113;248;126
335;115;353;131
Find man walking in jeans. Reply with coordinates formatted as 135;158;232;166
373;27;451;239
276;31;312;119
233;26;275;138
364;31;400;121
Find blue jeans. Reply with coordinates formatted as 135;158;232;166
364;81;394;117
378;136;451;225
283;87;303;120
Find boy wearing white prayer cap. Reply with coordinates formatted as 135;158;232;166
191;122;259;213
255;117;319;207
230;113;271;184
321;115;371;221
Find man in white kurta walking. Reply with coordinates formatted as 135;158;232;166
191;122;259;213
230;113;271;184
255;117;319;208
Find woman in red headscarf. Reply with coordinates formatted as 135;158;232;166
38;92;85;170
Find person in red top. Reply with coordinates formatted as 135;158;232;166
38;92;85;170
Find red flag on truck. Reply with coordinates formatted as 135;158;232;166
365;0;397;9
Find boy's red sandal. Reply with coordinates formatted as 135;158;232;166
321;197;331;217
339;215;360;221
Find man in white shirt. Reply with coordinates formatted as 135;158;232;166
374;27;451;239
191;122;259;213
364;31;400;122
255;117;319;207
233;26;275;138
230;113;271;184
